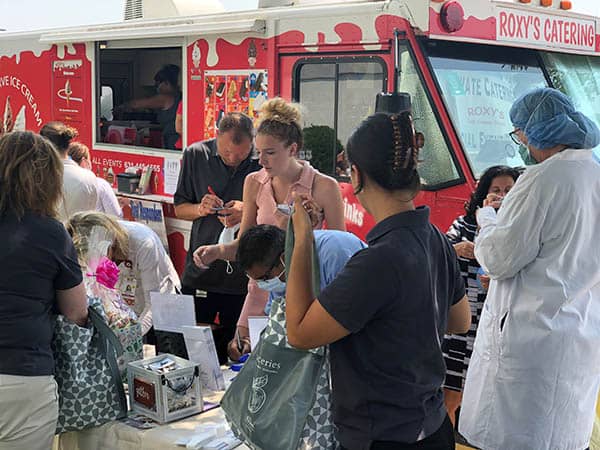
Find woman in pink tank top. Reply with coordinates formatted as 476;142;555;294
193;98;345;359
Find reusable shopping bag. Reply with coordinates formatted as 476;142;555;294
52;297;128;433
221;213;338;450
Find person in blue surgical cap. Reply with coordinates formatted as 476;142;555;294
459;87;600;450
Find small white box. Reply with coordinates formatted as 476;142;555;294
127;354;203;423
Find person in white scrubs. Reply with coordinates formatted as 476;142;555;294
459;87;600;450
66;211;180;335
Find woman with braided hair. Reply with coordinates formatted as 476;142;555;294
284;112;471;450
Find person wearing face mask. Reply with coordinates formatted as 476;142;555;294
193;98;345;359
442;165;519;429
174;112;260;363
230;225;365;360
459;88;600;450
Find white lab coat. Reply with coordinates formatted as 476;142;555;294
459;150;600;450
117;221;181;335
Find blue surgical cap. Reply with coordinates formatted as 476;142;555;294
509;87;600;150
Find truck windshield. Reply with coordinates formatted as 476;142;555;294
425;40;547;177
541;52;600;161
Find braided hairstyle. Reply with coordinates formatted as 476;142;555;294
347;112;420;194
257;97;303;151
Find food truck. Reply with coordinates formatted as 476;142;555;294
1;0;599;271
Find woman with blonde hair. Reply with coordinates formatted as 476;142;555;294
0;131;88;449
68;141;122;217
66;211;180;336
193;97;345;360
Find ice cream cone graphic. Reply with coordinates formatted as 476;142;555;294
3;96;14;135
192;42;201;69
65;80;72;106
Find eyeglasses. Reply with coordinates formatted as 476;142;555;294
245;255;284;282
509;130;522;146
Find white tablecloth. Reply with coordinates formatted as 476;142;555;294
55;360;249;450
55;404;248;450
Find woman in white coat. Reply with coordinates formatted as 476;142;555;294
66;211;180;335
459;87;600;450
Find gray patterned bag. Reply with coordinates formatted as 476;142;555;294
52;297;128;433
222;214;338;450
262;297;338;449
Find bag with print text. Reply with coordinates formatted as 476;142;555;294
221;215;337;450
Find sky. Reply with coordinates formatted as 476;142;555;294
0;0;599;32
0;0;259;32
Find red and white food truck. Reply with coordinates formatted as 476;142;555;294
1;0;599;272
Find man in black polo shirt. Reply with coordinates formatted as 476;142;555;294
174;113;260;362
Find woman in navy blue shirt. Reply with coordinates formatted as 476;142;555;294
286;113;471;450
0;131;88;449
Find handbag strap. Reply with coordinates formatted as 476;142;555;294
88;306;128;417
284;212;321;297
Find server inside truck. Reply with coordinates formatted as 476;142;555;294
97;46;182;151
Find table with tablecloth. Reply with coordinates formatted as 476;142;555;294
54;364;248;450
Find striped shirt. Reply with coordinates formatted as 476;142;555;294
442;215;487;391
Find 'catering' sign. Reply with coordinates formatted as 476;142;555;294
496;7;596;52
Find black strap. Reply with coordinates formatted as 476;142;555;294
89;306;128;418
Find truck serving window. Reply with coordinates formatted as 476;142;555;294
542;52;600;160
293;57;386;178
425;41;548;177
96;46;182;152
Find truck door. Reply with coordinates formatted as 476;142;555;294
279;39;466;236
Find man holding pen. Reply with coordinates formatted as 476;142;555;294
174;113;260;363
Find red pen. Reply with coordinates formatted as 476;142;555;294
207;185;225;210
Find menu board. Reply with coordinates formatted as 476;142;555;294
204;69;268;139
52;59;85;124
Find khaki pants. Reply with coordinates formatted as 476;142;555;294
0;374;58;450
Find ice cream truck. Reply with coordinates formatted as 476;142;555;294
1;0;599;272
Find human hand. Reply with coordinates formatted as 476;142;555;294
193;244;221;269
454;240;475;259
291;193;315;239
293;193;324;229
218;200;243;228
198;193;224;217
227;330;251;361
483;193;503;210
479;273;490;291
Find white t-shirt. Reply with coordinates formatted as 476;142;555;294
58;159;98;222
116;220;181;335
96;177;122;217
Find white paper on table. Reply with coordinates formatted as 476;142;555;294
149;292;196;333
163;157;181;195
181;325;225;392
248;316;269;351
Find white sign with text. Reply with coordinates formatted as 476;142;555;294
496;7;596;52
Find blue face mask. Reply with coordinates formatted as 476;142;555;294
255;260;286;292
518;144;538;165
256;276;286;293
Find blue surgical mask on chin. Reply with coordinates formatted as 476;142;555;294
518;144;538;165
256;276;286;293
